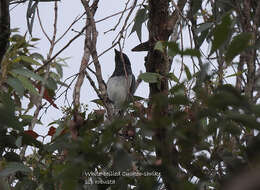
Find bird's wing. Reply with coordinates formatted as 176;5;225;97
129;74;136;96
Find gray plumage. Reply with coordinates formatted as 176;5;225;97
107;49;135;107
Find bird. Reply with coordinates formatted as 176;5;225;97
107;49;135;109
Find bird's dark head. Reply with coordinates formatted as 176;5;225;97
113;49;132;76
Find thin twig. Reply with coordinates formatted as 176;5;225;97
44;43;117;111
85;71;103;103
178;20;184;81
40;0;139;116
95;3;141;24
9;0;27;5
36;7;51;43
72;0;103;110
171;0;190;25
35;25;87;72
55;12;86;45
104;0;131;34
30;2;58;130
112;0;138;45
35;2;140;73
83;0;113;117
21;2;58;158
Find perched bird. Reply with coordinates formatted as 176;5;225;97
107;49;135;108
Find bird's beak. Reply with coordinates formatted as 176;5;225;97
114;49;119;55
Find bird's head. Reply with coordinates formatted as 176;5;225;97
114;49;132;74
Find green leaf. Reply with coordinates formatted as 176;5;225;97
30;38;41;41
10;68;45;83
10;34;24;42
0;93;22;130
197;29;209;47
57;80;70;88
216;0;234;12
154;41;165;52
16;75;39;96
15;179;38;190
53;63;63;78
170;83;185;95
91;99;104;106
166;42;179;57
21;55;41;65
22;132;42;148
169;95;189;105
139;72;162;83
46;77;57;90
49;72;61;81
182;48;200;57
184;64;192;80
10;27;19;32
15;136;23;148
130;8;148;42
0;162;31;177
225;33;252;62
45;136;70;152
225;70;246;78
113;145;133;171
159;41;200;57
13;55;41;66
27;0;38;35
3;152;21;162
20;115;42;126
6;77;25;96
53;125;65;139
194;23;213;47
226;112;259;129
208;85;248;109
167;73;179;83
188;0;202;17
30;52;44;61
194;22;213;34
210;14;232;55
133;95;144;101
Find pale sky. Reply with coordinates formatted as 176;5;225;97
11;1;223;143
10;0;148;141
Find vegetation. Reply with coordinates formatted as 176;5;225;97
1;0;260;189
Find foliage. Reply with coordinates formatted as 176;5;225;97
0;32;65;189
1;0;260;190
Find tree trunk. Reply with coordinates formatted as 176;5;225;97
0;0;9;64
146;1;187;189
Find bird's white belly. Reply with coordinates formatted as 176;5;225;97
107;76;132;106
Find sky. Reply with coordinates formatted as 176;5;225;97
9;1;235;145
10;0;148;141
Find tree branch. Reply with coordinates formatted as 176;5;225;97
146;0;188;189
0;0;10;64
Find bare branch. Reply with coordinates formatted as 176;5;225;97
85;71;102;102
112;0;138;45
73;38;90;108
167;0;187;35
55;12;86;45
0;0;10;63
95;3;141;24
20;2;59;158
35;25;87;73
72;0;97;109
36;7;51;43
104;0;131;34
254;2;260;28
9;0;27;5
30;1;58;130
